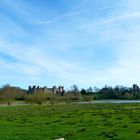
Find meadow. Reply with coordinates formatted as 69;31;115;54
0;103;140;140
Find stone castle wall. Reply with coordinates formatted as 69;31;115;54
28;85;64;94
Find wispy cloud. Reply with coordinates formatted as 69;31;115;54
78;12;140;29
1;0;140;88
0;41;78;79
36;4;120;25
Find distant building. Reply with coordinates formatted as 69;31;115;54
133;84;139;93
28;85;64;95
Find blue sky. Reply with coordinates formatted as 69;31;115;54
0;0;140;89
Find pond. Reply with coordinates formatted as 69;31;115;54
78;100;140;104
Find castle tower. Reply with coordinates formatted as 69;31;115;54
32;85;36;94
53;86;57;94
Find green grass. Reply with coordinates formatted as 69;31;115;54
0;103;140;140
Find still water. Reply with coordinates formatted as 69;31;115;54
78;100;140;104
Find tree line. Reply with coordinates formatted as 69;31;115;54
71;84;140;99
0;84;140;105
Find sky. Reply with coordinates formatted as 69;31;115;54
0;0;140;89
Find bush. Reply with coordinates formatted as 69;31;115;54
64;92;82;103
82;95;93;101
25;92;47;105
46;93;65;104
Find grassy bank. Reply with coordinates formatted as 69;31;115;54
0;103;140;140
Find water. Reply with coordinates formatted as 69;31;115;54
78;100;140;104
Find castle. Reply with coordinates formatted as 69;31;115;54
28;85;64;94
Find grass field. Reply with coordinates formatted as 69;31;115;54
0;103;140;140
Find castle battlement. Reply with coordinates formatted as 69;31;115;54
28;85;64;94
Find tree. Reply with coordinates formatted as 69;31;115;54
93;87;100;93
81;89;86;95
0;84;24;105
87;87;93;93
70;85;79;93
